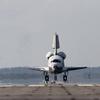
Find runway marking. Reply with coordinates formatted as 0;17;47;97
77;84;94;86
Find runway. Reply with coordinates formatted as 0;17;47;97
0;84;100;100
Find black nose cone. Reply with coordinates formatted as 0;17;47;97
54;66;57;69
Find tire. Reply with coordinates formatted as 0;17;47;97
45;75;49;82
63;75;67;82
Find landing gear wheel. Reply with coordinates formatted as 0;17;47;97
63;75;67;82
45;75;49;83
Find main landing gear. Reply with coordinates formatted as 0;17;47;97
45;75;49;83
63;72;68;82
44;72;49;84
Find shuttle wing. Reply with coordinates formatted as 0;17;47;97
63;66;87;72
27;67;49;72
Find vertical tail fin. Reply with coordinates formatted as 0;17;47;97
52;33;60;54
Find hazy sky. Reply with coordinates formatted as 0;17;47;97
0;0;100;67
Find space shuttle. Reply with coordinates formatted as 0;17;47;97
31;33;87;83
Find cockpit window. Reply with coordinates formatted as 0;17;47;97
52;59;61;63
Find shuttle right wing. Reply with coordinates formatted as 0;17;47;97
63;66;87;72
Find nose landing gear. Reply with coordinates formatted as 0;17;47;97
54;74;57;81
54;74;57;83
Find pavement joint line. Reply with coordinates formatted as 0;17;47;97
48;86;52;96
60;85;72;96
32;87;41;93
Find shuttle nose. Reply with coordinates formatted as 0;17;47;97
54;65;58;69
